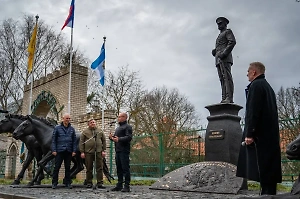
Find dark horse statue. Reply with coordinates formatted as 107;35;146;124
12;115;84;186
286;135;300;195
0;114;45;185
13;115;113;186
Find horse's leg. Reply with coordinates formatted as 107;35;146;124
28;152;54;186
70;156;77;175
37;151;53;175
34;149;45;185
70;153;85;180
11;151;34;185
63;156;78;185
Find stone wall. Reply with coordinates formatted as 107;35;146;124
22;64;88;128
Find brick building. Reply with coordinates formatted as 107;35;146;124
4;65;116;181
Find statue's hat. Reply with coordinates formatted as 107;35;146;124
216;17;229;24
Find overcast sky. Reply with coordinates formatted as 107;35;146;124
1;0;300;125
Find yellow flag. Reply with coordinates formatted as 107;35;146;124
28;24;37;72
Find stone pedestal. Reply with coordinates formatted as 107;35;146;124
205;103;243;166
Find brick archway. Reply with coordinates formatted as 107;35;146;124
22;65;88;127
5;142;18;179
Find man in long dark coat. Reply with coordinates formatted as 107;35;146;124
236;62;282;195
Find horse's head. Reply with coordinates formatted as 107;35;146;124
0;115;12;133
13;115;33;140
286;134;300;160
0;114;29;134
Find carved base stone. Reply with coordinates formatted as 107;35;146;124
205;103;243;166
150;161;243;194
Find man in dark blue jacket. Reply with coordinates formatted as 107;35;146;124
51;113;76;189
109;112;133;192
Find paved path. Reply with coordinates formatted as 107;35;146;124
0;184;264;199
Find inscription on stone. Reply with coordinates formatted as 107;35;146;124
208;130;225;140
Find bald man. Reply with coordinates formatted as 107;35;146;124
109;112;133;192
51;113;76;189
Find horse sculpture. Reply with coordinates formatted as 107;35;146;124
13;115;113;186
0;114;45;185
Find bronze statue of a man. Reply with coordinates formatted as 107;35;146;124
212;17;236;103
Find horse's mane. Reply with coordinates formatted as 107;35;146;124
30;115;56;127
6;114;57;127
6;114;28;120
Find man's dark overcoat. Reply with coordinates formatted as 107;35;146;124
236;74;282;183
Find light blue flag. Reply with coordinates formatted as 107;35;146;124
91;42;105;86
20;142;25;163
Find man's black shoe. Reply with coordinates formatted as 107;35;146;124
111;187;122;191
86;184;92;188
97;184;106;189
121;187;130;192
65;184;73;189
52;184;57;189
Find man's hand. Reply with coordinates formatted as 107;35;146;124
80;152;85;159
244;137;254;145
102;151;106;158
72;152;76;157
52;152;57;156
112;136;119;143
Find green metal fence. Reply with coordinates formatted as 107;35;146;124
109;132;300;181
109;129;206;178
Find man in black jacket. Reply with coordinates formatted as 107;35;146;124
51;113;77;189
236;62;282;195
109;112;132;192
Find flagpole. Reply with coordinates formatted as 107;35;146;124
28;15;39;115
67;27;74;114
102;36;106;132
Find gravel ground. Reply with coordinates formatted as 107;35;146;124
0;184;265;199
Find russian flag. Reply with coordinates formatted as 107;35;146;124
61;0;75;30
91;42;105;86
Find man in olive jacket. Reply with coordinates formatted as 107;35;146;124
79;119;106;188
236;62;282;195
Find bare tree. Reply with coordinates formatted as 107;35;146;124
135;86;200;134
130;86;201;168
87;65;145;117
277;85;300;150
0;14;88;112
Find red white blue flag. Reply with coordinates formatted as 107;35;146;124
61;0;75;30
